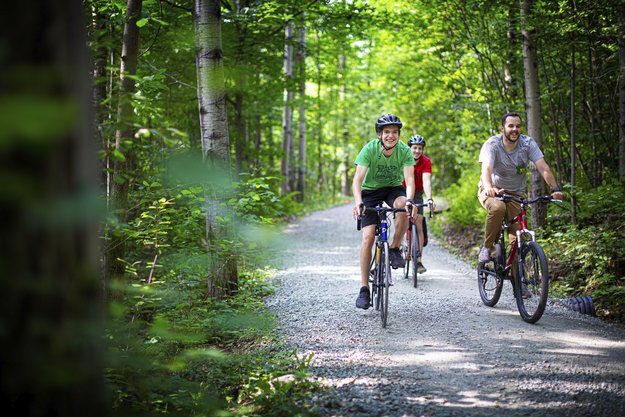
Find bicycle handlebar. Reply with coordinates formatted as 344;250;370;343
496;194;561;205
356;200;434;230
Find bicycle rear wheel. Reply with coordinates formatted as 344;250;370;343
515;241;549;323
477;243;503;306
411;224;420;288
379;242;390;327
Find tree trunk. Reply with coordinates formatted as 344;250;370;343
297;21;307;202
193;0;238;298
619;2;625;182
0;0;107;415
281;20;295;194
106;0;142;283
316;28;324;192
570;40;577;224
520;0;546;227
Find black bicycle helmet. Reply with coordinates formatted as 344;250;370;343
375;113;403;132
407;134;426;146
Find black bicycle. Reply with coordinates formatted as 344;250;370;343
477;194;560;323
402;201;433;288
357;204;407;328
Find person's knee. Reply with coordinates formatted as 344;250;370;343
393;196;407;208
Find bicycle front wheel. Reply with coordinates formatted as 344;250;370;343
477;243;503;306
379;242;390;327
411;224;420;288
515;241;549;323
403;229;410;280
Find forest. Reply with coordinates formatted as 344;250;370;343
2;0;624;415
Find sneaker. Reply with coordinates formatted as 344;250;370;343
389;247;405;269
356;286;371;309
478;246;492;263
416;262;427;274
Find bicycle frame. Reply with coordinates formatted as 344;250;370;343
500;202;535;275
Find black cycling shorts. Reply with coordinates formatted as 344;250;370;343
360;186;406;228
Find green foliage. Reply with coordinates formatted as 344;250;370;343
442;169;483;228
107;267;319;417
543;182;625;322
229;175;302;224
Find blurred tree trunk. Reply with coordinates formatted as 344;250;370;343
0;0;107;415
296;20;307;202
520;0;546;227
282;20;295;195
193;0;238;298
619;2;625;182
106;0;142;284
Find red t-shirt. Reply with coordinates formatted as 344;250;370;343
402;155;432;192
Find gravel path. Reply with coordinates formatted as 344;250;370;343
267;203;625;417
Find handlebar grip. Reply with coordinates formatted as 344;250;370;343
356;216;362;231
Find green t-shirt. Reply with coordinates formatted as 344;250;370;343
354;139;415;190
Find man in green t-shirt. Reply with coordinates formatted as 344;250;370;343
352;113;416;309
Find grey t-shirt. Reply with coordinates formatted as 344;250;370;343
478;134;544;193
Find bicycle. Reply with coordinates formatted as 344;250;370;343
402;201;433;288
477;194;560;323
357;204;407;328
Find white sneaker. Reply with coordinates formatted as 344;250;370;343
478;246;492;263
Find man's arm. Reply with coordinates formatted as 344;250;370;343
403;165;415;201
481;162;503;197
352;164;368;219
422;172;433;200
535;158;563;199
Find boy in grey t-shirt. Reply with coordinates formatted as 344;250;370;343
477;112;563;264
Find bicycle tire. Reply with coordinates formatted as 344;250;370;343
403;229;410;280
370;246;379;310
411;223;419;288
380;242;390;327
515;241;549;323
477;243;503;306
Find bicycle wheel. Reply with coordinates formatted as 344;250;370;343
370;246;379;310
403;229;410;280
380;242;390;327
411;224;420;288
515;241;549;323
477;243;503;306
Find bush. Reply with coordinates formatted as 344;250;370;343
442;169;483;228
543;181;625;322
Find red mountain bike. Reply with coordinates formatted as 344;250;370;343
477;194;560;324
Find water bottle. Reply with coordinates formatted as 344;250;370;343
381;219;388;241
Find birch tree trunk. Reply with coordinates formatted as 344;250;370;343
0;0;107;414
281;20;295;195
297;21;307;201
106;0;142;282
194;0;238;298
520;0;546;227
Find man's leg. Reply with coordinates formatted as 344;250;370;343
478;189;506;262
356;223;375;309
360;225;376;287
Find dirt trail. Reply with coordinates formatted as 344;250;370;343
268;203;625;417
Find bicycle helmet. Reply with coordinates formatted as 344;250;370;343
407;134;426;146
375;113;403;132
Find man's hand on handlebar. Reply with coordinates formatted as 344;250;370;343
484;186;505;197
353;202;365;220
405;198;417;220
